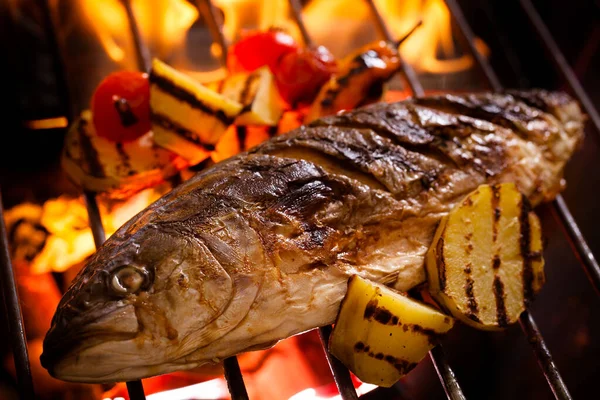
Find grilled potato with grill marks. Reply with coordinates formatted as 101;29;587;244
425;183;545;330
329;276;454;387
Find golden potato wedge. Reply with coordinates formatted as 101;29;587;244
426;183;545;330
329;276;454;387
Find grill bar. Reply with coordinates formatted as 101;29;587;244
223;357;250;400
0;188;35;400
83;191;106;247
552;196;600;294
121;0;151;72
443;0;502;91
446;1;600;296
184;2;251;398
196;0;229;66
519;312;573;400
318;326;360;400
285;3;358;398
519;0;600;137
364;2;467;399
445;1;576;399
363;0;425;97
430;346;466;400
84;188;147;400
289;0;314;47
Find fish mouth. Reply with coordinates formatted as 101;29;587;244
41;304;142;382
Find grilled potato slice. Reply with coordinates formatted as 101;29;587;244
62;111;187;199
207;67;284;126
329;276;454;387
149;59;243;164
426;183;545;330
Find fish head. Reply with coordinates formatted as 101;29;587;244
41;221;234;383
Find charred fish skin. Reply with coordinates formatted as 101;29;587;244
42;91;584;383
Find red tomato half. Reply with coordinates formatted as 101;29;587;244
274;45;337;106
91;71;151;142
227;30;298;73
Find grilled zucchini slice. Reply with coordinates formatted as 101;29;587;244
426;183;545;330
329;276;454;387
149;59;243;164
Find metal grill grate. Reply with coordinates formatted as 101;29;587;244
0;0;599;399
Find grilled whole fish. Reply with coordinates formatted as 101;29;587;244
41;90;584;383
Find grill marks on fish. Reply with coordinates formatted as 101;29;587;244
412;93;562;148
257;125;442;199
267;147;388;192
314;103;507;179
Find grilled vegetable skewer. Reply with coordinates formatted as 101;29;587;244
62;111;187;199
306;21;422;122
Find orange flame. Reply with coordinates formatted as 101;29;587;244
81;0;487;76
81;0;198;65
213;0;488;74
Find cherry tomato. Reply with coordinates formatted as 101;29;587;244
91;71;151;142
274;45;337;106
227;30;298;73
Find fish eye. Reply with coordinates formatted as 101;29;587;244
111;266;150;295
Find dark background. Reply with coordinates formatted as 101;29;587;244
0;0;599;399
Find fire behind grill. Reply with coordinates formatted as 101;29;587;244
0;1;599;399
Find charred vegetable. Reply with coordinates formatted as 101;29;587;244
207;66;284;126
425;183;545;330
306;41;400;122
149;59;243;164
329;276;454;387
62;111;187;199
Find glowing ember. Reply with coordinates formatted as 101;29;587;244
4;187;166;274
